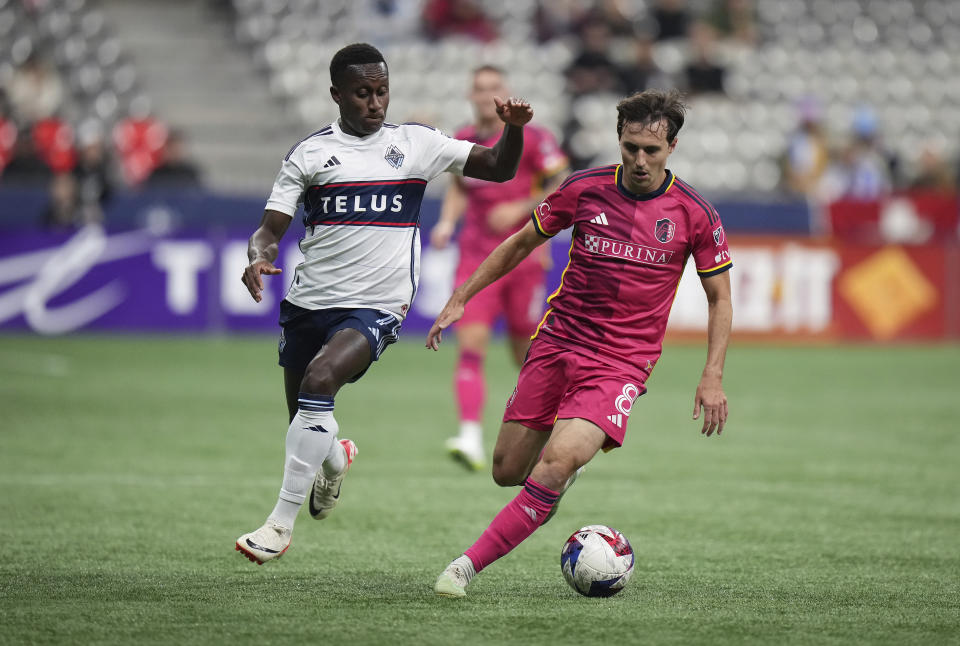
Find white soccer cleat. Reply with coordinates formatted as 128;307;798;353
309;438;358;520
434;558;474;598
235;521;291;565
445;434;485;472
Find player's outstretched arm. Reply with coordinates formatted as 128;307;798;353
694;271;732;436
461;97;533;183
426;220;547;350
241;209;291;303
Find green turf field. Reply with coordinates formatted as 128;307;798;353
1;335;957;645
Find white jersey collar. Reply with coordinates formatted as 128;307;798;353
333;119;386;144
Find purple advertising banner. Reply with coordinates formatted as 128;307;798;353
0;224;568;335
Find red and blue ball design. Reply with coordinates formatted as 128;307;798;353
560;525;635;597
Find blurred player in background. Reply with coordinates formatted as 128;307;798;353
426;89;733;597
430;65;568;471
235;43;533;565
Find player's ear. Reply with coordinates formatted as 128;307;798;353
668;137;678;153
330;85;341;106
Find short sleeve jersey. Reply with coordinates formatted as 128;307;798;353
530;165;732;375
265;120;474;318
454;123;567;257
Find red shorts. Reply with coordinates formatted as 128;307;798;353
455;251;546;338
502;336;651;449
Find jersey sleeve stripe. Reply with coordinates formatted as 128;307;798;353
674;178;719;225
284;125;334;160
558;165;617;190
697;260;733;277
673;182;717;225
531;210;554;237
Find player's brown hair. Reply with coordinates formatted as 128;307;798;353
616;89;687;142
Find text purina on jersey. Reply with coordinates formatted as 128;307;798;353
265;121;474;318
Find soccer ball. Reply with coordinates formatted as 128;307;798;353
560;524;635;597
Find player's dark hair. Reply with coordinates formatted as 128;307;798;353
329;43;387;87
616;89;687;142
473;64;505;77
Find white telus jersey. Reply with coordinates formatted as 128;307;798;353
265;120;474;318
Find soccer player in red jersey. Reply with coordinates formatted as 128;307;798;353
426;89;733;597
430;65;569;471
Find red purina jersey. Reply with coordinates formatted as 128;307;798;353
531;164;732;376
455;123;567;257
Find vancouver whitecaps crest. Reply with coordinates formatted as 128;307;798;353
384;144;404;169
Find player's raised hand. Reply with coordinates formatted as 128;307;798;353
426;298;465;351
693;375;728;437
241;259;282;303
494;96;533;127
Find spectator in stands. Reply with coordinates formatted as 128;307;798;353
1;129;53;186
782;97;829;196
619;32;673;94
587;0;637;37
8;52;64;124
422;0;497;43
144;130;203;189
651;0;690;41
704;0;758;47
564;18;623;97
533;0;588;42
846;107;894;199
73;122;114;224
909;141;957;194
818;108;893;201
42;172;79;230
683;21;726;95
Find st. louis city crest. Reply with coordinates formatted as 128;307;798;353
384;144;404;169
713;225;724;246
654;217;675;243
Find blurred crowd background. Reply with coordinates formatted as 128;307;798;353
2;0;960;217
0;0;957;342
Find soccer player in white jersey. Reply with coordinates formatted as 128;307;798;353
235;43;533;564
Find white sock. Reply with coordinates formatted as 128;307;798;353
321;439;346;478
453;554;476;582
459;421;483;445
267;393;339;530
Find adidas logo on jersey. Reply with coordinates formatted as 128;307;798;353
323;155;341;168
607;413;623;428
590;211;609;225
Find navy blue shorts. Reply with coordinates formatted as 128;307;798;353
278;300;402;382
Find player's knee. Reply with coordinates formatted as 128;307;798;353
534;453;578;490
301;362;338;395
491;455;526;487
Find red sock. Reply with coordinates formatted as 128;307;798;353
464;478;560;572
455;350;484;423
